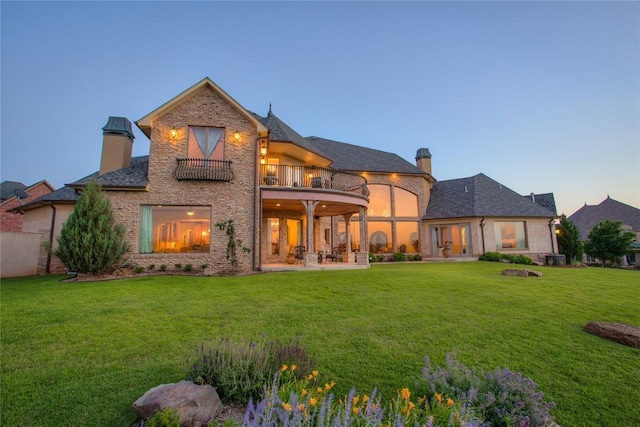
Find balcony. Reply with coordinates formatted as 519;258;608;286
173;158;234;181
259;164;368;196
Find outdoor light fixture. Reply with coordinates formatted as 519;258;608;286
260;157;266;164
187;211;195;216
234;131;241;142
170;127;178;139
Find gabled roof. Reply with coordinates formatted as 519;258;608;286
425;173;557;219
67;156;149;191
568;197;640;239
523;193;557;215
1;181;27;201
305;136;428;175
136;77;268;138
8;186;79;213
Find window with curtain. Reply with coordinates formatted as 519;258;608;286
494;221;527;249
188;127;225;159
139;205;211;254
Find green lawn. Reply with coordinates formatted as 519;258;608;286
1;262;638;426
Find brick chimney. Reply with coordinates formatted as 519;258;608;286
415;148;432;176
99;116;134;175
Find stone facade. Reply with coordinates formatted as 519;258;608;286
106;86;260;273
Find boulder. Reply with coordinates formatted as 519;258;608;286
133;380;222;427
502;269;543;277
584;322;640;348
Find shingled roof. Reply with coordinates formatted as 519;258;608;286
1;181;27;201
523;193;557;215
67;156;149;190
251;110;426;175
568;197;640;240
8;186;79;213
425;173;557;219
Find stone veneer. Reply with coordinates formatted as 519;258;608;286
105;86;260;274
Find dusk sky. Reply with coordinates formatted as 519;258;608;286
2;1;638;216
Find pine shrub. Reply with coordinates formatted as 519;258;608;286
52;180;129;274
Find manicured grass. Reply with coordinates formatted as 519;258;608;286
1;263;638;426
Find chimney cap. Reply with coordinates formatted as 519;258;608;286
415;147;432;160
102;116;135;140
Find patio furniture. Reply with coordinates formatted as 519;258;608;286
294;245;306;264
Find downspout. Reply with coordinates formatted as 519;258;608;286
253;137;260;271
548;218;556;254
46;202;57;273
479;217;486;254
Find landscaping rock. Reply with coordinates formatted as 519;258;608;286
584;322;640;348
133;380;222;427
502;269;543;277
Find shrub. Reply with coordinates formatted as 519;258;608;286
187;337;315;404
147;264;155;271
145;406;181;427
184;264;193;272
50;180;129;274
479;252;533;265
159;264;167;272
134;266;145;274
393;252;406;262
412;253;423;261
174;263;182;270
200;263;210;270
416;354;555;427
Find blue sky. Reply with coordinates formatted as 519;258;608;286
2;1;638;216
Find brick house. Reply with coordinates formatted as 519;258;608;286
11;77;558;274
1;180;54;232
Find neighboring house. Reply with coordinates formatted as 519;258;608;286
1;180;54;232
569;196;640;266
11;77;558;275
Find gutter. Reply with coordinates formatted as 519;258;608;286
548;218;556;254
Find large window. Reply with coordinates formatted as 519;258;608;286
495;221;527;249
395;188;419;217
287;219;302;248
369;221;392;253
139;206;211;254
188;126;224;160
396;222;420;253
367;185;391;217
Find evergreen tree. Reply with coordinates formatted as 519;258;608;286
54;180;130;274
584;220;635;267
556;214;584;264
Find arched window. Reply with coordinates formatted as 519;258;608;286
394;187;418;217
367;185;391;217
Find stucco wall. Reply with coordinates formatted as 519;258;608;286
22;204;74;274
0;232;45;278
106;86;260;273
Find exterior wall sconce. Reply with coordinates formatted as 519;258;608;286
260;146;268;156
170;127;178;139
260;157;266;164
233;131;241;142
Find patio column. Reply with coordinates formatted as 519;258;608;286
342;213;354;262
301;200;319;253
358;206;369;265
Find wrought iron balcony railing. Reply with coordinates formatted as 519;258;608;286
173;158;234;181
259;164;368;197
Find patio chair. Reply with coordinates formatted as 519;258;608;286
294;245;306;264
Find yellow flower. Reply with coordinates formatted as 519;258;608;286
281;364;288;372
298;403;305;411
362;394;369;403
307;374;313;381
301;389;308;397
408;402;415;411
282;402;292;411
435;393;443;404
330;381;336;388
324;383;331;391
317;387;323;393
400;388;411;400
312;370;319;377
352;396;360;405
291;364;297;372
418;396;426;405
446;398;455;407
310;397;318;406
353;406;360;414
